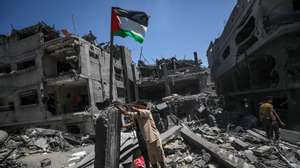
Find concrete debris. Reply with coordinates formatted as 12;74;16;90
164;135;212;168
0;130;8;144
296;150;300;161
232;139;249;151
180;120;300;168
0;128;92;168
243;150;257;163
40;158;51;167
68;151;87;166
253;146;273;157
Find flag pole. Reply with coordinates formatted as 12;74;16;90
109;7;115;101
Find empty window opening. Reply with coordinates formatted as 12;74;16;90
219;73;236;93
286;46;300;81
20;90;38;106
89;51;99;59
115;67;123;81
95;99;110;110
61;85;89;114
293;0;300;11
73;94;89;112
17;59;35;70
66;125;81;134
0;97;14;112
117;87;125;98
237;36;258;55
0;64;11;74
57;61;72;74
235;17;255;44
46;94;57;115
249;55;278;88
222;47;230;60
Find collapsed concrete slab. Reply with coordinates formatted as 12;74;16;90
180;125;255;168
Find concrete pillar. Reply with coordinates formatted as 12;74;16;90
194;52;199;67
82;44;96;112
120;46;131;103
131;64;139;101
172;59;176;72
162;63;171;96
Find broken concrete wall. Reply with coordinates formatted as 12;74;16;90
50;84;88;114
43;37;80;77
138;55;209;101
0;23;137;133
0;33;42;58
99;50;111;101
0;33;46;126
207;0;300;130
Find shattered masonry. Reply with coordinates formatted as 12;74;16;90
137;52;210;101
207;0;300;131
0;22;137;133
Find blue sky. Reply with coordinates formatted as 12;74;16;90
0;0;236;66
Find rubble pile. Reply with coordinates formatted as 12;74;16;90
156;92;223;128
0;128;91;168
164;135;212;167
185;122;300;168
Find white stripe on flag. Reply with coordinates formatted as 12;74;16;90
119;16;147;37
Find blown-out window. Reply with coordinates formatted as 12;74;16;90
222;47;230;60
235;17;255;44
294;0;300;11
17;59;35;70
117;87;125;98
115;67;123;81
0;64;11;74
20;90;38;106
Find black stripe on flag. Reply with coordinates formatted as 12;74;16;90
113;7;149;27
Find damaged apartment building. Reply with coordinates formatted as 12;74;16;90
207;0;300;130
137;52;210;101
0;22;137;133
136;54;212;130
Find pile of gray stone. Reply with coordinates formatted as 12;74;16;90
184;121;300;168
164;135;213;168
0;128;90;168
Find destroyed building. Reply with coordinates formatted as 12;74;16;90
137;52;209;101
0;22;137;133
207;0;300;130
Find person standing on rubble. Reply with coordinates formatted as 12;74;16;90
117;101;166;168
259;96;286;141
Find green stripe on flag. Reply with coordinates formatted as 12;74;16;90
113;29;144;43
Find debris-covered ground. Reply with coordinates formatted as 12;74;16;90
164;135;214;168
185;121;300;168
0;128;93;168
1;93;300;168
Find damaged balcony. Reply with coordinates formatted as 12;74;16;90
43;78;94;133
45;79;89;114
43;36;80;79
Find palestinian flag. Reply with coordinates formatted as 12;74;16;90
112;7;149;43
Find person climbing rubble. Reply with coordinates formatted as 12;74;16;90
116;101;166;168
259;96;286;142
